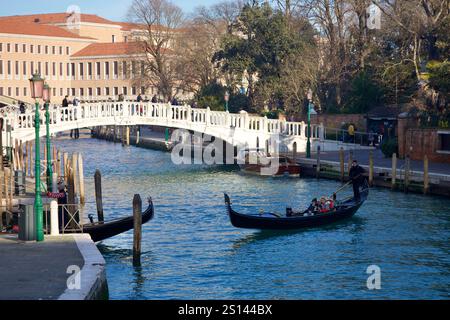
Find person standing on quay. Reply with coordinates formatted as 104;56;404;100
349;160;365;201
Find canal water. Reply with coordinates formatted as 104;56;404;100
55;138;450;299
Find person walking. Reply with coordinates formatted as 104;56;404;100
349;160;365;201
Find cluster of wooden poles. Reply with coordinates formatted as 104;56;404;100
314;147;431;195
93;126;132;146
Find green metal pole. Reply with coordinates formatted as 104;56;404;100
306;101;311;159
35;101;44;242
226;101;229;113
165;128;169;142
45;102;53;192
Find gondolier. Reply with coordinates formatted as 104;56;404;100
349;160;365;201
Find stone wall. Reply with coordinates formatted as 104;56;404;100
310;114;366;131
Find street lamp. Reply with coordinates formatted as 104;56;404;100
29;72;45;242
43;83;53;192
224;91;230;112
306;89;313;159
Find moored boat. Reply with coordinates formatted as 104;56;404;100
238;149;301;177
76;197;154;242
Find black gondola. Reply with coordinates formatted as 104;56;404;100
224;187;368;230
80;197;154;242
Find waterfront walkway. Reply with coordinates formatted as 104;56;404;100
0;235;83;300
298;149;450;176
0;234;107;300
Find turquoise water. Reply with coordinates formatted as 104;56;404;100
55;138;450;299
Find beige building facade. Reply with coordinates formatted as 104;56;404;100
0;12;176;105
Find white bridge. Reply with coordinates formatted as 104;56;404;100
1;102;367;153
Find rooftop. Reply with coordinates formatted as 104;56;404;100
0;20;94;40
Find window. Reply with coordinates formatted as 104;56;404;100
71;88;76;96
59;46;63;55
23;44;26;53
23;87;27;96
112;35;116;43
141;87;146;94
15;44;19;53
96;87;101;96
105;62;110;77
96;62;101;77
438;132;450;152
66;47;70;55
0;43;2;52
114;87;119;95
38;45;41;54
105;87;110;96
131;61;136;76
23;61;26;75
60;63;63;76
53;62;56;76
71;63;75;77
67;88;70;96
45;62;49;76
88;62;92;77
0;87;3;95
122;61;127;78
38;62;41;74
30;45;34;53
88;88;93;96
79;63;84;78
67;63;70;77
60;88;63;96
123;87;128;95
53;88;56;96
124;36;128;43
141;61;145;76
15;61;19;75
7;43;11;52
113;61;118;77
132;87;136;95
52;46;56;55
8;87;11;96
0;60;3;75
30;62;34;74
7;61;11;75
16;87;19;96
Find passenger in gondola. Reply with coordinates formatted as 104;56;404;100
306;198;319;215
349;160;365;201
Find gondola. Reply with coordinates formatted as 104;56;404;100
224;187;368;230
81;197;154;242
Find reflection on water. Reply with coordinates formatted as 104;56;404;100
55;138;450;300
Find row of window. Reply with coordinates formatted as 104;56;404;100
0;60;146;79
0;42;71;55
0;86;154;98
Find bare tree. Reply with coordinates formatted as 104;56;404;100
127;0;186;101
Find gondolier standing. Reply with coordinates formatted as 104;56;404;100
349;160;365;200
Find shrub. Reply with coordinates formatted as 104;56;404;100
381;138;398;158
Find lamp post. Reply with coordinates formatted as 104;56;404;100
224;91;230;112
29;72;45;242
43;83;53;192
306;89;313;159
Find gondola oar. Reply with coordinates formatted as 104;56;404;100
331;174;361;197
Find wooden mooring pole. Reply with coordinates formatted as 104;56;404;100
94;170;104;222
316;145;321;179
391;153;397;190
339;148;344;182
423;155;429;195
78;153;85;205
369;150;374;187
133;194;142;267
348;150;353;176
404;155;411;193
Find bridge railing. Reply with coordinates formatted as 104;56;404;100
2;102;328;142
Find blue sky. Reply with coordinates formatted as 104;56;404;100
0;0;221;21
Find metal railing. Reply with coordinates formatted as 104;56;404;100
43;203;83;235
